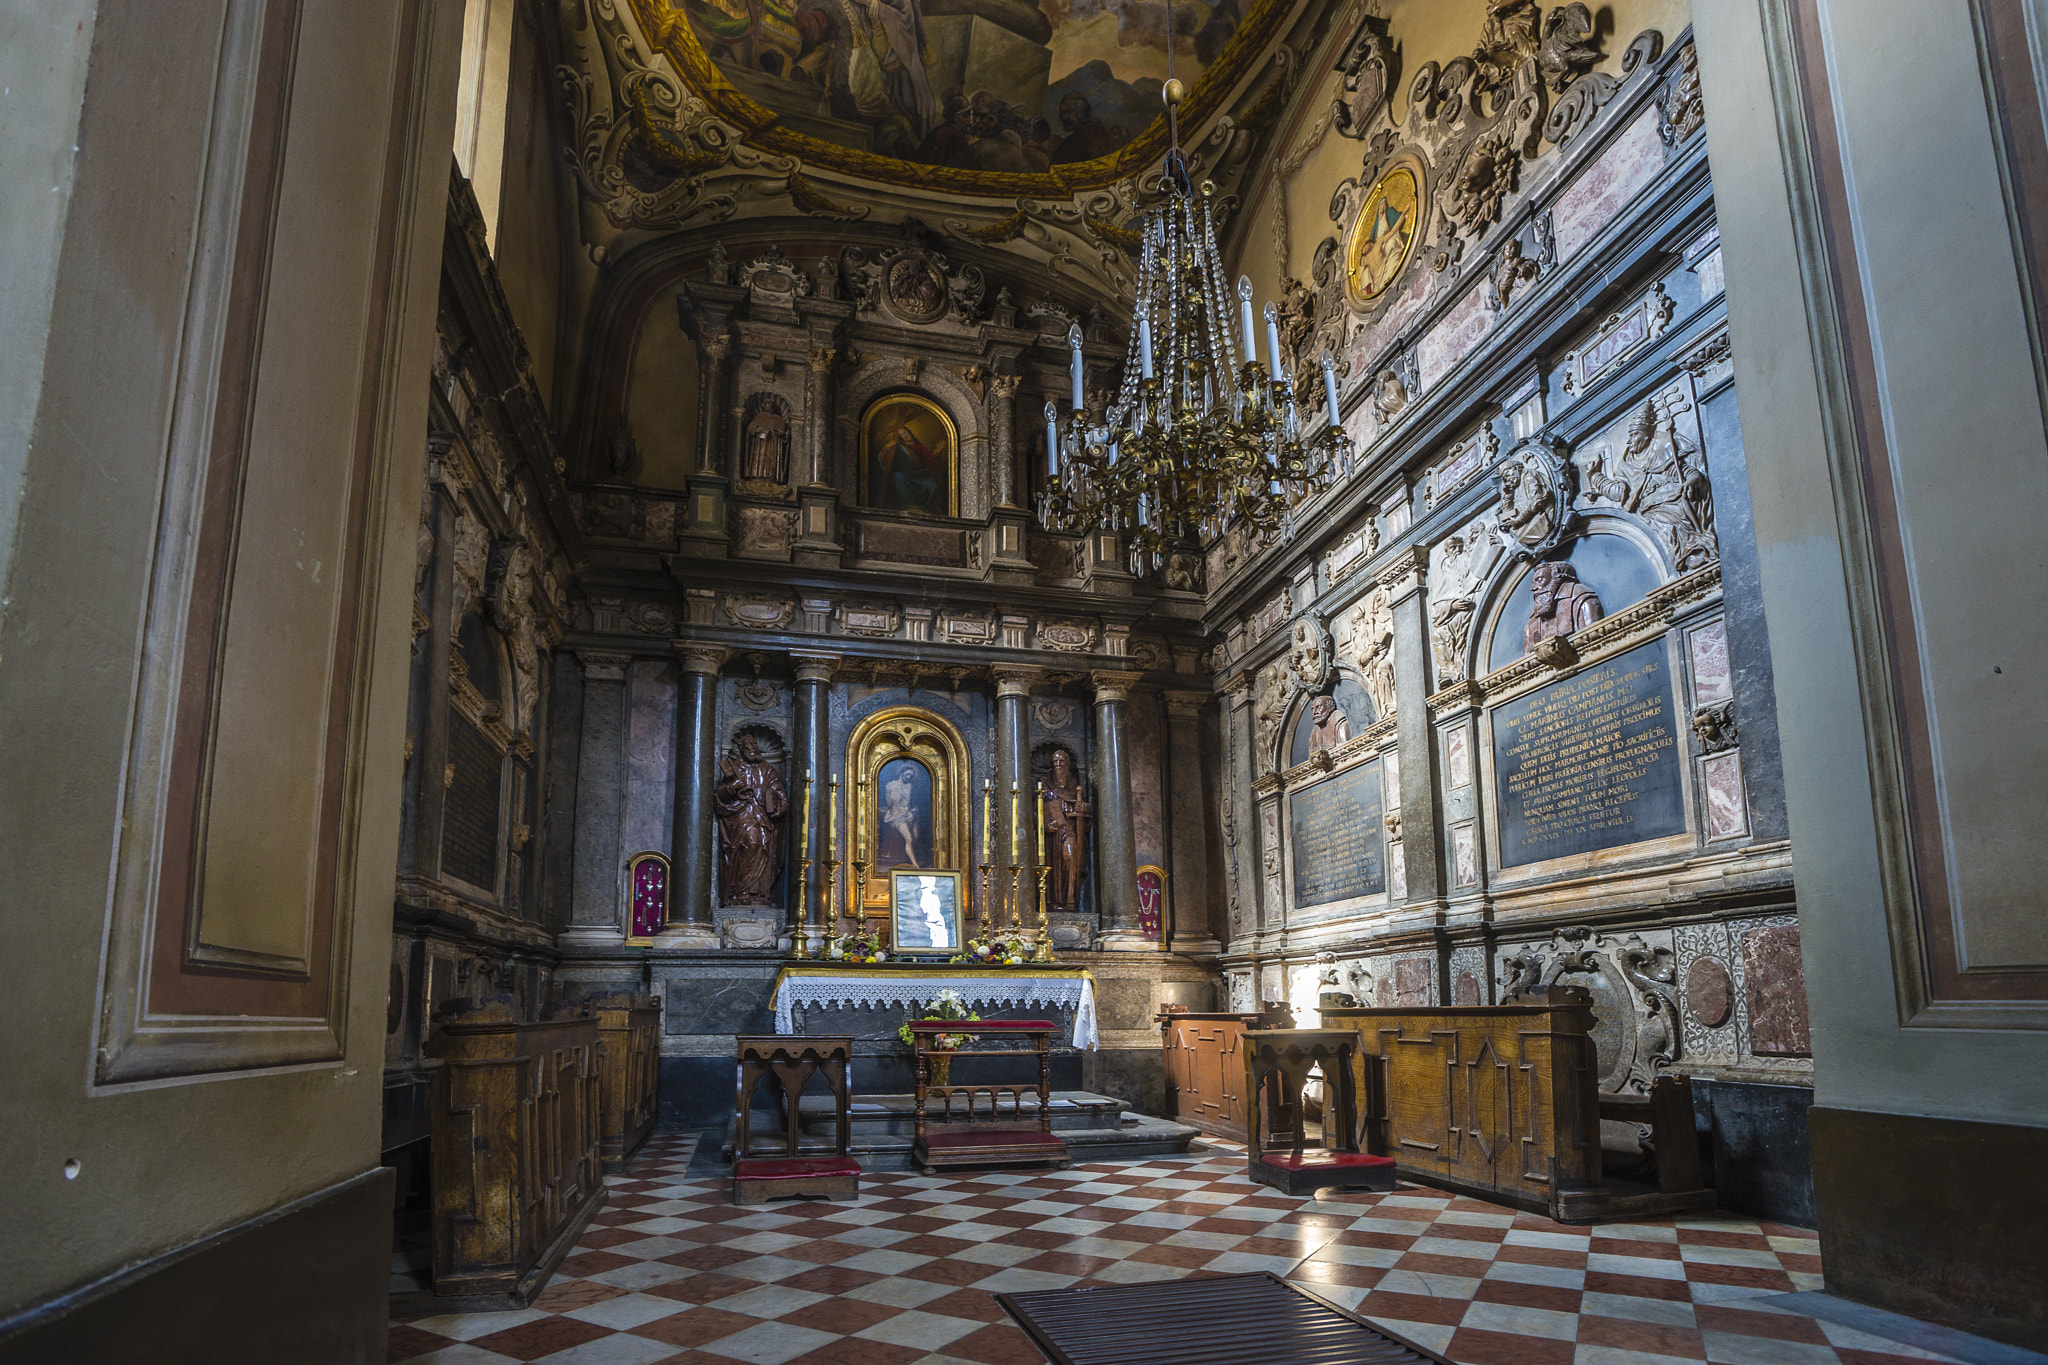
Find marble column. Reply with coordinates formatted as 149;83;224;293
663;643;726;944
988;372;1019;507
789;652;838;949
1387;547;1447;913
1163;690;1220;953
803;345;835;486
563;651;632;948
1091;670;1145;949
991;665;1040;929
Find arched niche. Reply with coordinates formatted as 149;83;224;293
1286;672;1375;767
1479;522;1665;674
835;363;987;519
846;706;972;907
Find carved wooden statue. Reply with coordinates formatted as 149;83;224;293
1040;748;1091;915
714;734;789;905
742;406;791;485
1524;560;1603;653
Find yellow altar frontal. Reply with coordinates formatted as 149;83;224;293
769;965;1099;1050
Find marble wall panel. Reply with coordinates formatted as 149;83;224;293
1129;691;1166;870
1704;751;1749;840
624;661;677;858
1689;619;1733;706
1552;105;1668;264
1417;279;1496;392
1743;924;1812;1057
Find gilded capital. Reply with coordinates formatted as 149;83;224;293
1089;669;1141;704
790;650;840;684
991;664;1042;699
807;345;835;373
989;372;1022;399
676;642;729;675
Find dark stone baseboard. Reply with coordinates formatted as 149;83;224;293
1084;1047;1166;1117
0;1166;393;1365
1810;1105;2048;1352
1691;1077;1815;1227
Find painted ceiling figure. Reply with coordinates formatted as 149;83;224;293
713;735;790;905
1308;694;1350;752
1524;560;1604;653
1041;749;1092;916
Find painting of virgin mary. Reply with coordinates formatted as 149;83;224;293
861;394;956;515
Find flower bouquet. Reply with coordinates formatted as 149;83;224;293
899;988;978;1086
950;935;1027;966
839;931;887;965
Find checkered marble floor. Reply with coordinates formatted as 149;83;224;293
389;1129;1985;1365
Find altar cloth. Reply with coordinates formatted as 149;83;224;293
769;966;1098;1050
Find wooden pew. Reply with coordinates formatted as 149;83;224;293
418;997;605;1307
1156;1010;1262;1142
1319;988;1714;1223
592;992;660;1172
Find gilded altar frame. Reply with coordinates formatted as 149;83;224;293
846;706;972;908
858;393;960;517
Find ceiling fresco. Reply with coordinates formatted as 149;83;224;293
628;0;1291;193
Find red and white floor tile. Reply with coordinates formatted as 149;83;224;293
388;1131;2009;1365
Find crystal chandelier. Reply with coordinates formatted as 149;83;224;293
1038;83;1350;573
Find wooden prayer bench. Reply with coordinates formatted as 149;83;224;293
591;993;660;1172
1318;990;1715;1222
415;997;605;1308
732;1036;861;1204
1243;1029;1397;1196
910;1020;1068;1175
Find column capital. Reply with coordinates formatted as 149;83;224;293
1089;669;1142;704
790;650;841;683
1386;544;1429;602
1222;668;1255;702
990;664;1043;698
578;651;633;682
1163;689;1211;719
675;642;728;675
989;371;1022;399
807;344;835;372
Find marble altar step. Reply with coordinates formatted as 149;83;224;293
723;1090;1202;1172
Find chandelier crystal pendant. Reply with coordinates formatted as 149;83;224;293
1037;81;1351;574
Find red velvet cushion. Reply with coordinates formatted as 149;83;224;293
1257;1152;1395;1171
734;1156;861;1180
907;1020;1056;1032
920;1130;1067;1151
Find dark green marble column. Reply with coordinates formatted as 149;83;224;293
789;652;837;950
1091;669;1145;948
991;665;1039;930
665;643;726;944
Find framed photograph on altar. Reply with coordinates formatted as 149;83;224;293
890;869;963;956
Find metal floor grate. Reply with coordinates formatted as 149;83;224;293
996;1271;1454;1365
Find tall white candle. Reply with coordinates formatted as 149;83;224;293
1321;352;1342;427
1237;276;1256;357
1138;313;1155;380
1263;302;1283;376
1068;324;1085;411
1043;400;1060;477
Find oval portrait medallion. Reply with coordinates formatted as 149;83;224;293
1346;163;1421;306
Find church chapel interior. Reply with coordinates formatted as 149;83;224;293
9;0;2048;1361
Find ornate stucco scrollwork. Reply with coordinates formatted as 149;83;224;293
1501;925;1681;1094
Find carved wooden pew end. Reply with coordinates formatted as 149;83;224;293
733;1036;861;1205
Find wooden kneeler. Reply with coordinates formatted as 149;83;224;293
910;1020;1068;1175
1243;1028;1396;1197
732;1036;861;1204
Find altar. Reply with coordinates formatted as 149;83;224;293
770;964;1100;1051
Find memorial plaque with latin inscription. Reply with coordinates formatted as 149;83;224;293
1289;760;1385;908
442;710;502;890
1492;639;1684;867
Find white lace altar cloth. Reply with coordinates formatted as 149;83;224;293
769;968;1098;1050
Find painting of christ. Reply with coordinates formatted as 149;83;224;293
874;756;935;870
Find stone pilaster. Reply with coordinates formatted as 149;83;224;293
1091;669;1146;949
795;345;842;569
564;651;633;948
1222;670;1257;948
984;373;1034;586
662;643;726;944
1387;546;1447;917
789;652;838;951
681;334;731;559
1163;690;1221;954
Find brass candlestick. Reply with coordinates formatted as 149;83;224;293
822;858;844;956
1006;863;1024;936
1031;864;1056;962
791;856;813;958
